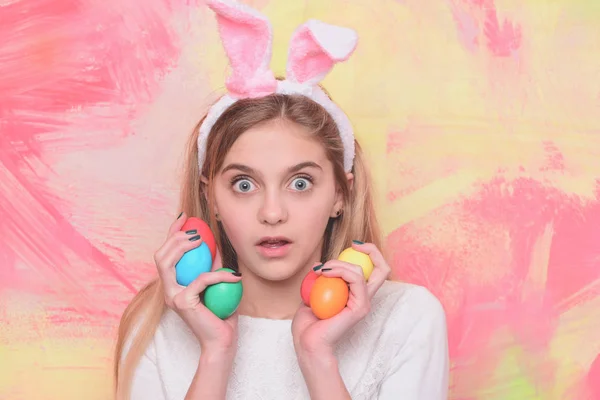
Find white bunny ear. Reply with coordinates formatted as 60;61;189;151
286;19;358;86
206;0;277;98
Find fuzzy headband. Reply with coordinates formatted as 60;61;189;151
198;0;358;172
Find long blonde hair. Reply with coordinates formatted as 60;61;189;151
113;92;384;399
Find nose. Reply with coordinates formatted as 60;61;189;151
258;188;288;225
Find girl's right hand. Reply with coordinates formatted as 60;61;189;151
153;212;242;358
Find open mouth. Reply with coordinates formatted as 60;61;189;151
259;239;290;248
256;236;292;258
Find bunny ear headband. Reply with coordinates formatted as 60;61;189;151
198;0;359;172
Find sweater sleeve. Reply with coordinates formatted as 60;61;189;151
378;287;450;399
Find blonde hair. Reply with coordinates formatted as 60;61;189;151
113;92;384;399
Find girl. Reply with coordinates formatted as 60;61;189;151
114;0;449;399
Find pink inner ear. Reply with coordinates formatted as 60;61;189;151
287;27;334;85
287;20;358;86
207;0;277;98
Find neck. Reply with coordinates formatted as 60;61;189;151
236;265;308;320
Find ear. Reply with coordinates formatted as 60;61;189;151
199;174;218;214
200;174;209;199
286;19;358;86
206;0;277;98
346;171;354;191
330;172;353;218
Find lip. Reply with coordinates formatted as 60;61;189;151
256;236;292;245
255;236;292;258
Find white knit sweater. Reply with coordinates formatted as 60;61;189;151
127;281;449;399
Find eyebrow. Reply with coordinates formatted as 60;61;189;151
221;161;323;175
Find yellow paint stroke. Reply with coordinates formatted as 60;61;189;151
379;169;489;234
0;338;113;400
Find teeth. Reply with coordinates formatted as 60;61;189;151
262;240;287;246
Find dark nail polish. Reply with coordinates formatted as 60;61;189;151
352;240;364;244
232;271;242;277
313;264;323;271
177;212;183;219
189;235;201;242
321;268;332;272
185;229;197;235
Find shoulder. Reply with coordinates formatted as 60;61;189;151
335;280;448;397
372;280;445;316
370;280;447;337
363;282;449;399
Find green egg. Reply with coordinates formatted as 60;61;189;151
204;267;243;319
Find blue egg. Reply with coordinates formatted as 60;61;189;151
175;243;213;286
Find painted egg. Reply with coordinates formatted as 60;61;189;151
309;276;349;319
338;247;373;281
181;217;217;260
300;270;319;306
175;243;213;286
204;268;243;319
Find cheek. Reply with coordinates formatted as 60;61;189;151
220;218;245;248
214;187;245;242
290;195;333;230
218;203;253;244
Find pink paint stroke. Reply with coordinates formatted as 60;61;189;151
0;0;182;317
483;7;522;57
590;352;600;399
448;1;480;53
448;0;522;57
387;173;600;394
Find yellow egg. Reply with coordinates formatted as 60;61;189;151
337;247;374;281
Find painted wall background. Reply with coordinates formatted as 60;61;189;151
1;0;599;399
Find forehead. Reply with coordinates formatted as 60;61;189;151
223;119;328;170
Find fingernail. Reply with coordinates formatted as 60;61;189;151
189;235;201;242
352;240;364;244
177;212;183;219
313;264;323;271
185;229;197;235
321;268;332;272
232;271;242;277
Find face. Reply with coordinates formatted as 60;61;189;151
213;118;347;281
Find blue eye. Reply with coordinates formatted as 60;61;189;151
233;178;255;193
290;177;312;191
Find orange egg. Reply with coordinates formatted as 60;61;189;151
309;276;349;319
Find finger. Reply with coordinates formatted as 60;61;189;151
157;231;204;273
366;274;388;298
170;271;241;314
317;266;371;338
351;242;390;274
319;265;368;303
320;265;365;285
351;242;392;297
156;233;204;298
317;259;364;280
183;270;242;295
167;211;188;237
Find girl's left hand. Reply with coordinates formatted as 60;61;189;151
291;241;392;356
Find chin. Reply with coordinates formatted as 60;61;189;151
259;266;301;282
248;257;303;282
